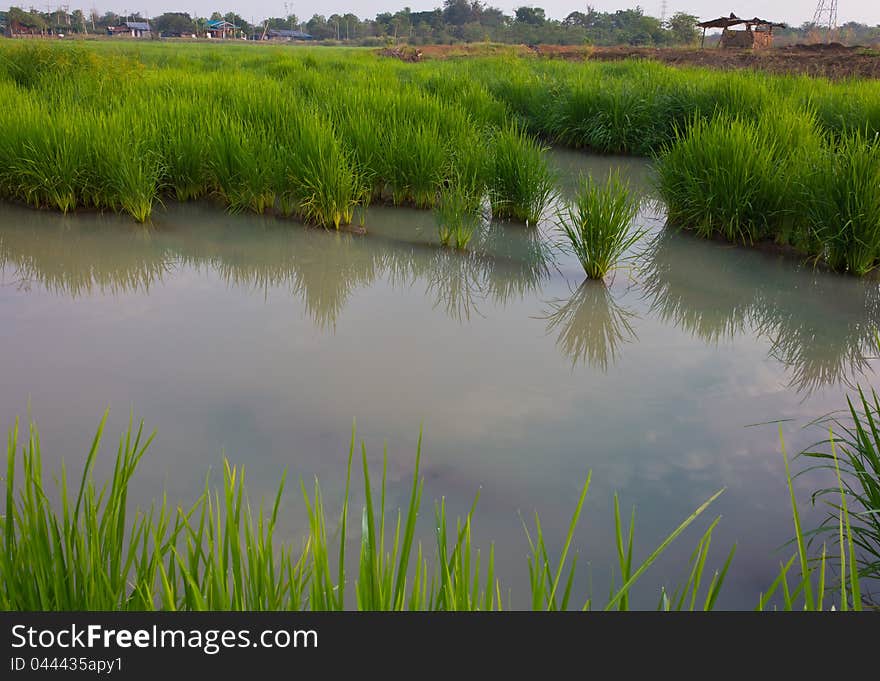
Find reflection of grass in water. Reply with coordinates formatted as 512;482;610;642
752;280;880;396
479;223;551;306
642;229;880;394
542;280;639;371
0;225;171;297
424;249;488;323
167;229;385;333
0;209;553;330
765;328;874;397
641;230;750;344
290;233;381;332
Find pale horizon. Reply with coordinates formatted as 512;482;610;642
3;2;879;27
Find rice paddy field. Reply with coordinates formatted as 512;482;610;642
1;41;880;610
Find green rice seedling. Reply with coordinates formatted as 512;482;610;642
352;436;428;610
0;413;180;610
300;435;353;611
802;386;880;587
0;102;89;213
107;145;163;224
556;172;643;280
325;89;387;203
283;123;362;230
478;63;551;134
433;497;501;611
801;132;880;275
154;100;212;202
810;80;880;140
170;462;309;610
1;40;879;262
606;489;729;611
416;69;508;129
656;515;736;612
758;431;863;611
208;122;276;216
435;181;484;250
522;471;728;611
523;474;591;611
488;124;556;225
385;120;447;209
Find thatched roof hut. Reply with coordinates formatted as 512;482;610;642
697;13;786;49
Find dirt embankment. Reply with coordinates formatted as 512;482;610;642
381;42;880;80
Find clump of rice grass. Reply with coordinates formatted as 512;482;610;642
556;171;642;280
655;116;790;245
435;182;484;250
545;81;658;155
488;124;556;225
385;121;447;209
801;132;880;276
208;122;276;216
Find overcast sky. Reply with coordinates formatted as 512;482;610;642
8;1;880;26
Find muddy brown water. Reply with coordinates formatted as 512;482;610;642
1;150;877;608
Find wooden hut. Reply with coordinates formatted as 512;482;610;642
697;14;785;49
265;28;314;41
107;21;152;38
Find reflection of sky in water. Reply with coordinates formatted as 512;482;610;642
1;151;878;609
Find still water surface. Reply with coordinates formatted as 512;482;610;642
1;150;877;608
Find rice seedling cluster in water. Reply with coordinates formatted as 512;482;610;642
487;125;557;225
656;112;880;274
556;172;642;280
0;413;870;611
435;182;484;250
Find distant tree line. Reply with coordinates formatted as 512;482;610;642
1;3;878;47
773;21;880;46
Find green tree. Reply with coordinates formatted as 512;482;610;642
667;12;699;45
6;6;46;33
341;13;360;39
71;9;86;33
443;0;477;26
514;7;545;26
306;14;334;39
223;13;251;35
153;12;195;36
265;15;298;30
